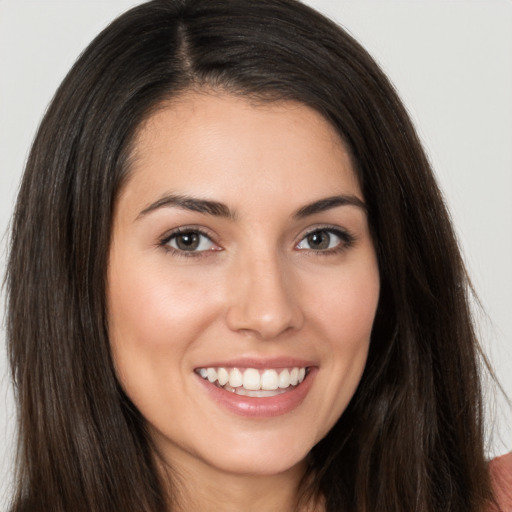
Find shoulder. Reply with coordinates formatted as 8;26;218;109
489;452;512;512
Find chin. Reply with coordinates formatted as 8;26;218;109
204;446;310;477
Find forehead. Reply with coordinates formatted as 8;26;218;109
121;92;361;213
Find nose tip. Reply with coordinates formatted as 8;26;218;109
225;259;303;340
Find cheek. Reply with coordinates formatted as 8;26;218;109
108;258;219;349
106;259;204;398
107;258;220;428
308;257;380;344
303;257;379;426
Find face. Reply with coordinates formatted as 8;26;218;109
107;92;380;480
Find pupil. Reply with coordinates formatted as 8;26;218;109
307;231;329;250
177;232;199;250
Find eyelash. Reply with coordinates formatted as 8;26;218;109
158;226;356;258
158;227;218;258
296;226;356;255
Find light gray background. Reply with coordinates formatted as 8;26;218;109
1;0;511;508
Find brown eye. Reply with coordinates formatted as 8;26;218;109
296;228;351;252
306;231;331;250
175;232;200;251
166;230;216;252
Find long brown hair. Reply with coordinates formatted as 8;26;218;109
6;0;494;510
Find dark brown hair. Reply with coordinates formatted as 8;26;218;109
6;0;494;510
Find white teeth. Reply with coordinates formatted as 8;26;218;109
278;368;290;388
229;368;243;388
217;367;229;386
235;386;248;396
243;368;261;390
223;383;289;397
261;369;279;390
197;366;308;392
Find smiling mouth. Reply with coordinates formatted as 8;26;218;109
195;367;309;397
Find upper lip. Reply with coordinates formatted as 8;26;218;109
194;357;316;370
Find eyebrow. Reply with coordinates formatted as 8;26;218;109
137;194;236;220
136;193;366;221
293;195;366;218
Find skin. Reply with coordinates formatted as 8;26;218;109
107;92;380;511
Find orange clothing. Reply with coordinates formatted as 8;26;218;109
490;452;512;511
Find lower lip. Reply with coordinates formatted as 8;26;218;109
197;369;317;418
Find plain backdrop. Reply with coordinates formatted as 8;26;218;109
1;0;511;508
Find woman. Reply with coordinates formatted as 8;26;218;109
5;0;510;511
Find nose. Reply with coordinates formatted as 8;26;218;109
225;252;304;340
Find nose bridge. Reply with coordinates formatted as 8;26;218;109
226;246;303;339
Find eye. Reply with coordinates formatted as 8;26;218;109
163;229;218;253
296;228;353;252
